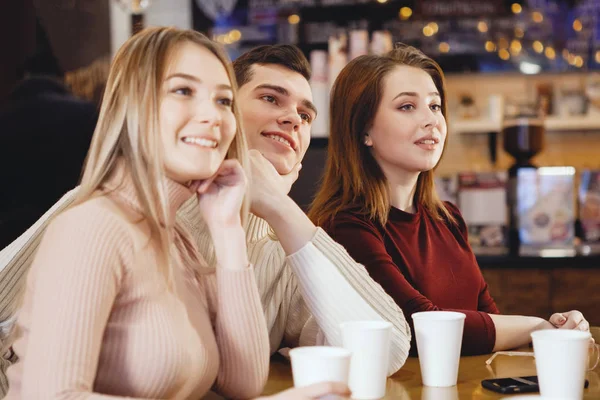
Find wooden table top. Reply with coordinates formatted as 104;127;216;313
262;350;600;399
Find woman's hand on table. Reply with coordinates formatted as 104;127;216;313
549;310;590;332
256;382;350;399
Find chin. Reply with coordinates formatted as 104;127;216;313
263;153;295;175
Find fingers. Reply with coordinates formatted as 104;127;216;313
197;160;246;193
196;176;216;194
549;313;567;327
553;311;588;331
297;381;351;398
576;318;590;332
281;162;302;193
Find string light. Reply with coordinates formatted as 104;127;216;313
595;51;600;64
288;14;300;24
477;21;488;33
532;11;543;23
228;29;241;42
399;7;412;20
533;41;544;53
545;47;556;60
485;41;496;52
439;42;450;53
514;27;524;38
512;3;522;14
510;39;522;54
499;49;510;60
573;19;582;32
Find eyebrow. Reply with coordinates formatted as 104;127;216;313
393;91;441;101
254;83;318;117
166;73;232;91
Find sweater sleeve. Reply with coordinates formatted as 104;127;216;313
326;216;496;356
285;228;411;375
13;205;149;399
0;189;78;343
207;266;270;399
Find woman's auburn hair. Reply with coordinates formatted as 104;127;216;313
309;43;456;228
72;26;249;286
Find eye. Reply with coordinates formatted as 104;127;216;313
430;104;442;112
300;113;312;123
173;87;193;96
260;95;277;104
217;97;233;107
398;104;415;111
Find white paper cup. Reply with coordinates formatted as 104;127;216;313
340;321;392;399
289;346;351;388
531;329;591;400
412;311;466;387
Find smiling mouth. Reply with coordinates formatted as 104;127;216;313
263;133;294;149
415;139;438;145
182;137;218;148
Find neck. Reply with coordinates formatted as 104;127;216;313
384;167;420;213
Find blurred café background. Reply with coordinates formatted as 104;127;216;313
1;0;599;324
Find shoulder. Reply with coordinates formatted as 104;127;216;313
440;201;469;238
44;196;137;257
320;208;382;238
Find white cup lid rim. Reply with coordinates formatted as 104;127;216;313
289;346;351;358
412;311;466;320
531;329;592;341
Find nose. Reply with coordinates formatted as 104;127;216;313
420;107;438;130
196;101;222;127
277;107;302;131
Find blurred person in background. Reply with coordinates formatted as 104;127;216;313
0;20;100;249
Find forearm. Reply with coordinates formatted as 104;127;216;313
260;196;317;255
209;223;250;270
213;268;270;399
489;314;553;352
287;240;411;375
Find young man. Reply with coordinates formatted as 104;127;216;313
0;45;411;392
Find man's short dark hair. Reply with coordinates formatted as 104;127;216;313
233;44;311;88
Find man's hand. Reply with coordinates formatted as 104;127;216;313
248;149;301;219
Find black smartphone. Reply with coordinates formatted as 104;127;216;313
481;376;590;394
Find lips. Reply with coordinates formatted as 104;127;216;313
414;136;440;145
261;131;297;151
181;136;219;148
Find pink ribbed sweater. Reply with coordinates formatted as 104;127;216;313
6;172;270;399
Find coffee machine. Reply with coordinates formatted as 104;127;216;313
502;117;545;255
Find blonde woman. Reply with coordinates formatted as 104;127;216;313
5;27;271;399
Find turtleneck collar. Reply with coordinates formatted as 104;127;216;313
103;164;196;225
388;202;421;224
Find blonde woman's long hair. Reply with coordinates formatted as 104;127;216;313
72;26;249;286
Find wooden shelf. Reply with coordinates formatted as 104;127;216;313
450;115;600;134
